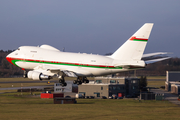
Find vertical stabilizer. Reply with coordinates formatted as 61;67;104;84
111;23;154;60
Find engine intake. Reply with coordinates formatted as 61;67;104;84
27;71;51;80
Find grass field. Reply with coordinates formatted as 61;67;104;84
147;81;165;87
146;76;166;79
0;77;179;120
0;94;180;120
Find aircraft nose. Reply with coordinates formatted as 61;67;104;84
6;53;14;65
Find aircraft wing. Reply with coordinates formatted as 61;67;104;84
142;52;170;58
33;64;92;77
33;64;78;77
48;69;77;77
62;70;77;77
44;68;78;77
145;57;171;64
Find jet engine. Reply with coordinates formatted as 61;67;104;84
27;71;51;80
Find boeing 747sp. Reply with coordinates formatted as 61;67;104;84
6;23;170;86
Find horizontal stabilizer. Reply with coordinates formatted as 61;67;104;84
145;57;171;64
142;52;171;58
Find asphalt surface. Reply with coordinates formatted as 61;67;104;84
0;85;54;91
1;78;180;106
0;81;73;91
0;80;59;83
150;88;180;106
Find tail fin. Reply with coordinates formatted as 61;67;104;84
111;23;154;61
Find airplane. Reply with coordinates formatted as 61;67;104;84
6;23;170;86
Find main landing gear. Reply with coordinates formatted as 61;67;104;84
73;77;89;85
59;76;67;87
58;76;89;86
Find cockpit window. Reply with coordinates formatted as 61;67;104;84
17;48;20;50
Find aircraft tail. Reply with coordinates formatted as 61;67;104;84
111;23;154;61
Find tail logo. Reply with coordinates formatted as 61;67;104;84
130;36;148;42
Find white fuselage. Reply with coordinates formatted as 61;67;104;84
7;23;154;78
6;46;138;77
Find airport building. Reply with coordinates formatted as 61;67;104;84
78;77;140;98
54;81;78;93
165;71;180;95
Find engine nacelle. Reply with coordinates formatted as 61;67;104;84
27;71;51;80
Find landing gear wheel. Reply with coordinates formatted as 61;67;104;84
73;80;77;84
23;70;27;78
77;81;82;85
59;79;64;83
62;82;67;87
84;80;89;83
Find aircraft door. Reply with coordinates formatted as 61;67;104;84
78;61;82;68
105;63;112;74
105;63;109;70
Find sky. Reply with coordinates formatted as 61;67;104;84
0;0;180;57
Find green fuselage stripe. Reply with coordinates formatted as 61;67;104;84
12;59;123;69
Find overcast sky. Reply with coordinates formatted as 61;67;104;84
0;0;180;57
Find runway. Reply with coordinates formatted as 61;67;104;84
0;80;59;84
0;81;73;91
0;85;54;91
